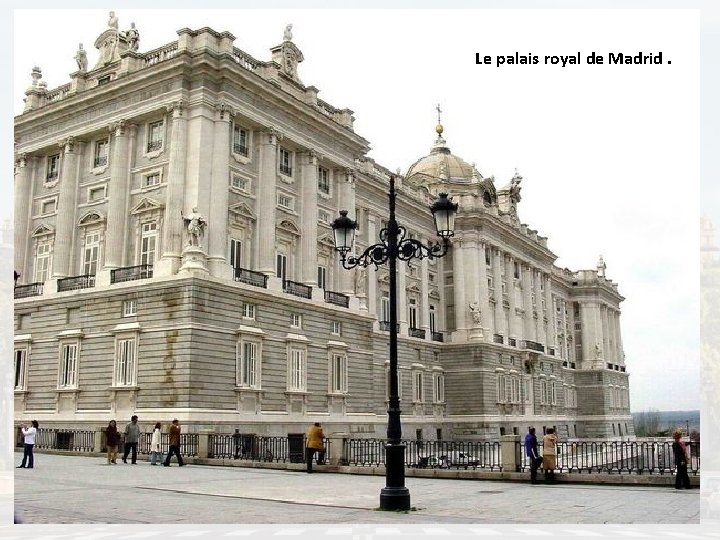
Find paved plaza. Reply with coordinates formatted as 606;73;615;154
12;453;699;526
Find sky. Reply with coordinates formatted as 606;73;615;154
11;8;701;412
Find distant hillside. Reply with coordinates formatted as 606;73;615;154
631;410;700;435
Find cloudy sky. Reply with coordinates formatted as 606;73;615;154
11;8;700;411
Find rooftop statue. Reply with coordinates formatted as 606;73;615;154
284;24;293;41
75;43;88;72
108;11;119;30
127;22;140;52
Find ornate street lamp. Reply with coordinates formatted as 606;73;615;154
331;175;457;511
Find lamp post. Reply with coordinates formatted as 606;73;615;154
331;175;457;511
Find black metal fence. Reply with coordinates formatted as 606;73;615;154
234;267;268;288
345;438;503;471
516;440;700;475
58;274;96;292
208;434;329;464
26;428;95;452
110;264;153;284
137;431;199;457
284;280;312;299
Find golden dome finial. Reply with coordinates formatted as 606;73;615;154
435;103;444;135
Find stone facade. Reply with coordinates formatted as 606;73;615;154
13;16;633;440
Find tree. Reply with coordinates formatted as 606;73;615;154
634;408;661;437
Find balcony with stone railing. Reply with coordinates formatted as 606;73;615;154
14;283;44;299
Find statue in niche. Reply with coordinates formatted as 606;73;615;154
284;24;293;41
75;43;88;72
469;301;483;325
182;207;206;247
126;22;140;52
594;343;603;360
354;267;367;295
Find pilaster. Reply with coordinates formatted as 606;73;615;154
158;101;188;276
255;128;279;276
521;263;534;341
299;150;319;286
52;138;80;278
420;239;430;338
451;238;467;341
105;121;129;269
14;155;32;280
492;247;505;338
366;212;378;319
337;169;356;295
505;255;518;341
208;104;232;278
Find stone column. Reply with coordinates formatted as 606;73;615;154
121;125;138;267
533;270;544;344
366;212;378;320
299;150;319;286
420;239;430;339
255;128;279;276
104;121;130;269
452;238;467;340
505;255;518;341
568;301;577;364
14;155;32;280
580;302;602;369
397;259;408;335
337;169;356;295
521;263;534;341
207;105;232;278
52;138;80;278
601;305;610;364
475;240;491;338
544;276;555;351
492;247;505;339
158;101;188;276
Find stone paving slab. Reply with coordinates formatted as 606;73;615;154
13;453;699;525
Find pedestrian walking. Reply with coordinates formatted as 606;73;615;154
542;427;558;484
163;419;184;466
524;427;542;484
122;415;140;464
105;420;119;464
232;428;241;459
305;422;325;473
150;422;163;465
17;420;38;469
672;429;691;489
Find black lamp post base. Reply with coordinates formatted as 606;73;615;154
379;486;411;511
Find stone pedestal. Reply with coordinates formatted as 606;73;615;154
468;327;485;341
179;245;209;276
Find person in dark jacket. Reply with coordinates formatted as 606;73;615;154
524;427;542;484
672;429;691;489
105;420;119;464
122;415;140;464
163;419;185;467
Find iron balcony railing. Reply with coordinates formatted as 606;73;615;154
57;274;96;292
409;328;425;339
431;331;444;342
379;321;400;332
325;290;349;308
493;334;504;344
234;267;268;288
14;282;44;299
509;338;517;347
93;155;108;167
284;280;312;299
146;140;163;152
111;264;153;284
548;347;556;356
521;340;545;353
279;164;292;176
516;440;700;476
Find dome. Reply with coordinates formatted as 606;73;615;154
405;124;481;187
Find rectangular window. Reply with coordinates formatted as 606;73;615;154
433;372;445;403
242;303;255;319
409;298;418;329
330;353;347;393
230;173;249;192
279;147;292;176
276;253;287;281
94;139;109;167
233;125;249;156
287;345;306;391
485;246;492;266
88;186;106;202
83;232;100;275
429;305;436;333
237;339;259;388
14;348;27;390
488;276;494;290
115;338;136;386
381;294;390;323
318;166;330;194
147;121;164;152
386;366;403;401
291;313;302;328
41;199;57;215
123;299;137;317
59;343;78;388
332;321;342;335
413;371;424;402
514;262;520;279
46;154;60;181
317;266;327;289
140;223;157;266
230;239;242;272
143;173;161;187
277;193;294;210
318;209;331;224
35;243;52;283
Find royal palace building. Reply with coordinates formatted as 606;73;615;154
13;15;633;441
